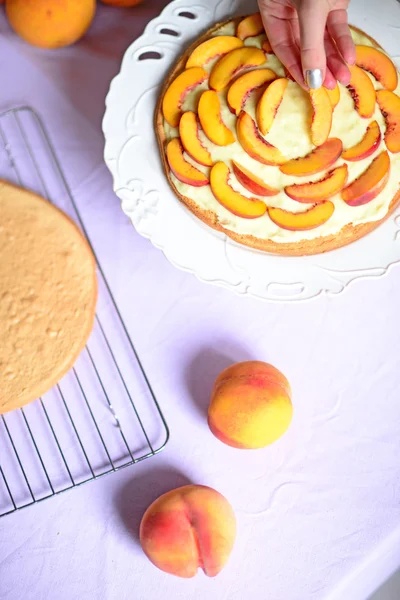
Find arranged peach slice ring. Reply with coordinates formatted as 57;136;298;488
232;160;279;196
326;83;340;109
342;120;381;161
256;78;288;135
179;112;213;167
227;68;277;116
162;67;208;127
186;36;244;69
309;87;333;146
210;162;267;218
342;150;390;206
198;90;235;146
376;90;400;153
355;45;398;92
280;138;343;176
209;47;266;92
347;65;376;119
237;111;286;165
237;13;264;40
268;202;335;230
285;165;348;203
167;138;209;187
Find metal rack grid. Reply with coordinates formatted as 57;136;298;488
0;107;169;518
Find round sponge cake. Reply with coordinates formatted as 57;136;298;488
0;180;97;413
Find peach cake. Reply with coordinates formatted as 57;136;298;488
155;14;400;255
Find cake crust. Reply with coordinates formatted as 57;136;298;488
155;19;400;256
0;181;97;413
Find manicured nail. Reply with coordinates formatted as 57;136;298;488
305;69;323;89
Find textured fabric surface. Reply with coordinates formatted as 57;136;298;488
1;2;400;599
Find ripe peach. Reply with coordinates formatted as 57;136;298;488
6;0;96;49
210;162;267;218
268;201;335;230
140;485;236;578
208;361;293;449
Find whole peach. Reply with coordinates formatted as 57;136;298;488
140;484;236;578
6;0;96;49
208;361;293;449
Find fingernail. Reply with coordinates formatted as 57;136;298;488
305;69;323;89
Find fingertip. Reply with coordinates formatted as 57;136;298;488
337;64;351;86
323;70;337;90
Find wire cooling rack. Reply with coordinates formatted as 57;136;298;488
0;107;169;518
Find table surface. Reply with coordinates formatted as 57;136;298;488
1;2;400;599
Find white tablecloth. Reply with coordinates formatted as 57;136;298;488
1;2;400;599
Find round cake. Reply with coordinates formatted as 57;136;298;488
155;14;400;256
0;181;97;414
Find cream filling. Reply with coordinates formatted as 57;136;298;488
163;23;400;243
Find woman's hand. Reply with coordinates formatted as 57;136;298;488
258;0;355;89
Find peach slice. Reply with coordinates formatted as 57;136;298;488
262;38;273;54
376;90;400;153
227;68;277;116
285;165;348;203
326;83;340;108
140;484;236;578
208;361;292;449
237;13;264;40
280;138;343;176
237;111;286;165
210;162;267;218
355;45;398;92
209;47;266;92
162;67;208;127
268;202;335;230
186;36;244;69
341;150;390;206
167;138;209;187
232;160;279;196
198;90;235;146
342;120;381;161
256;78;288;135
309;87;333;146
179;112;213;167
347;65;376;119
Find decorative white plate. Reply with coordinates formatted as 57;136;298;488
103;0;400;302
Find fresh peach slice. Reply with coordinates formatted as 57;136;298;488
262;38;273;54
326;83;340;108
209;47;266;92
342;150;390;206
186;36;244;68
285;165;348;203
210;162;267;218
237;111;286;165
342;120;381;161
227;68;277;116
232;160;279;196
355;45;398;92
376;90;400;153
237;13;264;40
162;67;208;128
347;65;376;119
198;90;235;146
256;78;288;135
280;138;343;176
167;138;209;187
268;202;335;230
179;112;213;167
309;87;333;146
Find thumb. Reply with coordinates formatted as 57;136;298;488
296;0;329;88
